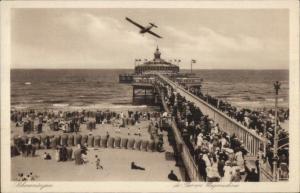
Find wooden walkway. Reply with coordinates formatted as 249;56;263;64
156;73;267;157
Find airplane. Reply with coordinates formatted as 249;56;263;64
125;17;162;39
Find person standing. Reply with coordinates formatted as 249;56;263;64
95;155;103;170
198;154;207;181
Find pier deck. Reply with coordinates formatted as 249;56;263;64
156;73;266;157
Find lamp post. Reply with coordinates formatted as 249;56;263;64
272;81;281;181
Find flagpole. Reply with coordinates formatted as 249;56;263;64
190;60;192;74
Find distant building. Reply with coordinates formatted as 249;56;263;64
135;46;179;74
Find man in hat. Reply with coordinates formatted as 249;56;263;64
198;154;207;181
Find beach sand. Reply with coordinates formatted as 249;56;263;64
11;108;183;181
11;147;182;181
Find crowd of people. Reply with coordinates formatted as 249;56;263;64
186;86;289;145
155;78;289;181
185;85;290;170
11;109;163;134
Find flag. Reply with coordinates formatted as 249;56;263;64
192;59;196;63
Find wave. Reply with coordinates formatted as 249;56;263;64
265;98;285;102
53;103;70;107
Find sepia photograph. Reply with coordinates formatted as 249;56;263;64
1;1;299;192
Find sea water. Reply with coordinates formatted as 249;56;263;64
11;69;289;110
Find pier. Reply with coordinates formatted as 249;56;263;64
133;73;268;181
156;73;266;157
118;46;278;181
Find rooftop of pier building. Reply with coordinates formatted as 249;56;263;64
134;47;179;74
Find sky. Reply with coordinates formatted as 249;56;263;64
11;8;289;69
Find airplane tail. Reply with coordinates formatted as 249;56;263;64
149;23;158;28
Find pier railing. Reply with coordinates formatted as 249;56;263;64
158;86;200;181
157;74;267;157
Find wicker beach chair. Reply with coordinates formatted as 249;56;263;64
49;135;57;149
94;135;101;147
114;137;121;148
75;134;82;145
127;138;135;150
81;135;88;146
67;147;73;161
61;134;68;146
40;134;48;149
107;137;115;148
147;140;155;152
67;135;74;146
121;138;128;149
87;135;94;147
141;140;148;151
135;139;142;150
101;136;108;148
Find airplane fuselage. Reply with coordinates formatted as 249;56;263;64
140;26;153;34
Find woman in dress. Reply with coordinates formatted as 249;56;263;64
222;161;233;182
55;148;60;162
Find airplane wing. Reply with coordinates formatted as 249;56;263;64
125;17;145;30
147;30;163;39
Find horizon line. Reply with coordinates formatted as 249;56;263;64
11;68;289;70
